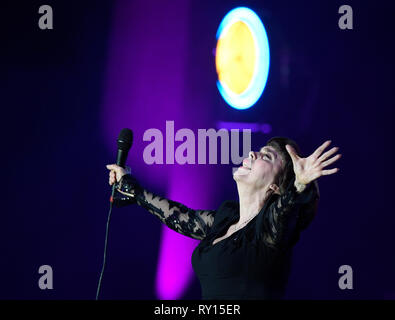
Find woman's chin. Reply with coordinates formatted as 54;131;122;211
233;167;250;180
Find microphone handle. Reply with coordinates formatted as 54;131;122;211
111;149;131;203
116;149;128;168
110;149;128;203
110;183;116;203
110;148;123;202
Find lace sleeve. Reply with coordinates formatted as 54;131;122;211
113;174;216;240
261;179;320;250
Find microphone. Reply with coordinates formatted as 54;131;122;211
116;128;134;168
110;128;133;203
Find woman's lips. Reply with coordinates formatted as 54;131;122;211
242;158;252;169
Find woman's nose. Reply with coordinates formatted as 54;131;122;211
249;151;256;160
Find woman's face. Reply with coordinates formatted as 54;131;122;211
234;145;284;191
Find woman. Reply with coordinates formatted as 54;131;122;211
106;137;341;299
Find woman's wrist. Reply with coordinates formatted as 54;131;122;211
118;173;129;185
294;179;307;193
117;173;133;193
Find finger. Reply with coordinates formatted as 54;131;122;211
285;145;299;162
321;168;339;175
109;170;117;185
312;140;332;158
106;164;118;170
321;154;342;167
318;147;339;162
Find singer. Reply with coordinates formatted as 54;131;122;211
106;137;341;300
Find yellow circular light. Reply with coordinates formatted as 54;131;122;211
215;7;270;110
216;21;257;94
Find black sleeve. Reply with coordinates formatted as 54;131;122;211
260;178;320;250
113;174;216;240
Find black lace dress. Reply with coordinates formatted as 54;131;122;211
114;174;320;300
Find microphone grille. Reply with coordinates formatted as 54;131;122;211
117;128;133;151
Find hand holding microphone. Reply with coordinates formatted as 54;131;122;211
106;164;130;185
105;128;134;202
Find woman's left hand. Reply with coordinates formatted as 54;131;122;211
285;140;341;186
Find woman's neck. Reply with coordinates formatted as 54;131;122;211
237;184;270;224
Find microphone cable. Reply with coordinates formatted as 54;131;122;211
95;184;116;300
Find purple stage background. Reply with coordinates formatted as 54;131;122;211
1;0;394;299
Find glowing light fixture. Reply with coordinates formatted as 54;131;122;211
215;7;270;110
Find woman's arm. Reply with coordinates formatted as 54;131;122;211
114;173;216;240
261;179;319;249
262;140;340;249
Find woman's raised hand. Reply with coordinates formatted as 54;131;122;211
285;140;341;186
106;164;131;185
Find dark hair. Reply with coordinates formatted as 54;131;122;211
266;136;301;194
